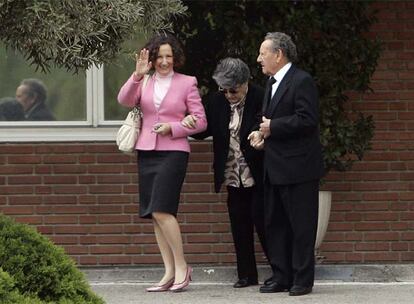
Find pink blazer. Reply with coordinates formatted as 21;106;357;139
117;72;207;152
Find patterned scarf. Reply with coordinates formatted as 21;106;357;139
224;94;255;188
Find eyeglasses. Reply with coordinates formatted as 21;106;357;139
218;87;238;95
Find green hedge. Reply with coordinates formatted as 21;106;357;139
0;268;44;304
0;214;104;304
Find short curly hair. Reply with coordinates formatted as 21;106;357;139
212;57;250;89
144;33;185;69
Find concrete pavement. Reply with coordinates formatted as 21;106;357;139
85;265;414;304
91;282;414;304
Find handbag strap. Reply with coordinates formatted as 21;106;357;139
142;74;150;92
134;74;150;113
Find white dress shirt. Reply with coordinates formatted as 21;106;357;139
270;62;292;98
153;71;174;109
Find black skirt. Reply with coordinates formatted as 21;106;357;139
137;150;189;219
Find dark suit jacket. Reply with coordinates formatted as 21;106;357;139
193;83;265;193
26;102;55;121
263;64;324;185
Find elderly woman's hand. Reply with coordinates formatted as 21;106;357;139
248;130;264;150
134;48;152;79
181;114;197;129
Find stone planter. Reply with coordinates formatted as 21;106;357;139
315;190;332;249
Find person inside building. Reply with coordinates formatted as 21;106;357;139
15;78;55;121
0;97;25;121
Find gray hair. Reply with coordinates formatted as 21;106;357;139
264;32;298;62
212;57;250;89
20;78;47;103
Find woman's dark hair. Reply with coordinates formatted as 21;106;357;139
144;33;185;69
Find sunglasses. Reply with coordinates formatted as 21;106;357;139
218;87;238;94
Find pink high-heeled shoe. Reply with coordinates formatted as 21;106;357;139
169;266;193;292
146;277;175;292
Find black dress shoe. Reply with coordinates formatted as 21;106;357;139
259;281;290;293
289;285;313;296
263;276;273;285
233;278;258;288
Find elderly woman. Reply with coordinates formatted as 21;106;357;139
183;57;268;288
118;33;207;292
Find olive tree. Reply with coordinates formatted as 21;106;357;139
0;0;186;72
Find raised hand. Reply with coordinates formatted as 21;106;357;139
134;48;152;79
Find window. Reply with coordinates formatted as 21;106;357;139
102;34;147;123
0;36;145;142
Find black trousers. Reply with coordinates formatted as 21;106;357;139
227;185;267;280
264;179;319;288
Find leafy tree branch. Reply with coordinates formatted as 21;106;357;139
0;0;187;72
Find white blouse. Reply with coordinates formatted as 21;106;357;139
153;71;174;109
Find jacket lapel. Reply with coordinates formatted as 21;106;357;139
266;65;296;117
240;87;254;140
222;96;231;132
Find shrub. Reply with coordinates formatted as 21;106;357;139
0;268;44;304
0;214;104;304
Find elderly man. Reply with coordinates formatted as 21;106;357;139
183;58;269;288
15;78;55;120
249;32;324;296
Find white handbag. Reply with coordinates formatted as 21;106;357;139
116;74;149;152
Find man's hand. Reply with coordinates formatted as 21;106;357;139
259;116;271;138
181;114;197;129
248;130;264;150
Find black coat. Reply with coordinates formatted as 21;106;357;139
263;64;324;185
193;83;264;193
26;102;55;121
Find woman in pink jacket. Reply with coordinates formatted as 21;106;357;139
118;33;207;292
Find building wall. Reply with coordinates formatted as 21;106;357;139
0;142;235;266
1;1;414;265
319;0;414;263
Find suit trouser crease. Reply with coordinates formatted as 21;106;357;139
227;186;267;280
264;179;319;287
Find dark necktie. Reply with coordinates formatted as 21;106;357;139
265;77;276;111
